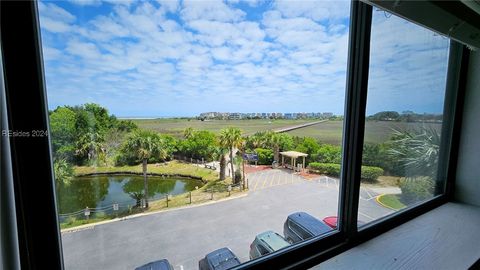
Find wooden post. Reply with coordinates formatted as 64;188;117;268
242;157;246;190
211;189;214;200
303;156;306;172
189;192;192;204
166;194;169;207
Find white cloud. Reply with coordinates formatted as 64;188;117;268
42;46;63;61
39;17;73;33
68;0;102;6
39;0;359;116
181;0;246;22
66;40;102;59
366;10;449;114
39;2;76;22
273;0;350;21
157;0;180;13
38;2;76;33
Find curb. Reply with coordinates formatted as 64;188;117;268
375;194;402;211
61;192;249;234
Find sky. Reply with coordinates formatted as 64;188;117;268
38;0;450;117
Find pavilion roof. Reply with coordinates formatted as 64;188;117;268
279;151;308;158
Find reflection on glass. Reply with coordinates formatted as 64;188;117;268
358;9;449;226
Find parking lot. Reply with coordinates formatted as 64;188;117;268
61;169;393;270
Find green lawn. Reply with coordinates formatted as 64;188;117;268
377;194;406;210
75;160;219;182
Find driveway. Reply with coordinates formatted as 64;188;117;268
61;169;393;270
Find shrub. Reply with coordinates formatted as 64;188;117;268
399;177;434;204
316;144;342;164
308;163;383;181
65;216;77;225
308;163;341;177
254;148;273;165
361;166;384;182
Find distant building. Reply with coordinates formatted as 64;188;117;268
198;111;332;120
229;113;241;120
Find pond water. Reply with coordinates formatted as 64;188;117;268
57;174;203;214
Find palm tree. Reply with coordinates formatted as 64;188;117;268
213;146;228;181
247;132;264;149
265;131;282;163
75;131;106;165
388;126;440;179
219;127;243;184
388;126;441;199
122;130;167;208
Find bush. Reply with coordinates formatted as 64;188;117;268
308;163;341;177
254;148;273;165
399;177;434;204
308;163;383;181
361;166;384;182
316;144;342;164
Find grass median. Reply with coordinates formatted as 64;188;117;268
376;194;406;210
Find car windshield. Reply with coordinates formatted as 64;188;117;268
211;258;240;270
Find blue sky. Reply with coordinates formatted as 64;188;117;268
39;0;449;117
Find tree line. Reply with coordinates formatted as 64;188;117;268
367;111;442;122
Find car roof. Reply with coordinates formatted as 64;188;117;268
206;248;241;270
288;212;332;236
256;231;290;251
135;259;172;270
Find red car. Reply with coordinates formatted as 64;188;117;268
322;216;338;229
322;216;366;229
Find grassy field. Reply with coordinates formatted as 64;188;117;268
288;120;442;145
133;118;442;145
132;118;316;136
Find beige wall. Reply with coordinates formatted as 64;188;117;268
455;50;480;206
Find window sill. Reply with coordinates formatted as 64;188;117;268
312;202;480;269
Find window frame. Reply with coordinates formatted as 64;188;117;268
0;1;468;270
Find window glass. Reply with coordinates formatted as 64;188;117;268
39;0;350;268
358;9;449;226
258;245;269;255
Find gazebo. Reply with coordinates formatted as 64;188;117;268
279;151;308;172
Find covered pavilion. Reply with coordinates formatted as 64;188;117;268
279;151;308;172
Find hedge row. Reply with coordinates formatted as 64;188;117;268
308;162;384;181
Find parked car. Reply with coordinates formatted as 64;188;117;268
199;248;241;270
135;259;174;270
283;212;333;243
322;216;366;229
249;230;290;260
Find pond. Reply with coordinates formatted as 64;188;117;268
56;174;203;215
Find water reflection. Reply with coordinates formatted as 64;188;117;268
56;174;202;214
